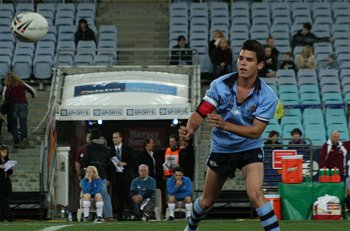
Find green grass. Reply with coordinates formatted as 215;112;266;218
0;220;349;231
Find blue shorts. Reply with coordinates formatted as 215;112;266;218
206;148;264;178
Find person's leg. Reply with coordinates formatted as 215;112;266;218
11;105;19;145
82;194;91;220
183;196;192;219
242;163;280;231
94;193;104;219
18;104;28;142
167;195;176;219
132;201;142;220
143;200;155;221
185;168;227;231
101;180;113;219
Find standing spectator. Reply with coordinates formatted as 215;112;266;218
81;165;104;222
130;164;156;221
209;30;225;60
325;54;339;70
211;39;233;79
288;128;307;145
179;139;195;181
319;131;350;180
166;167;193;221
169;35;193;65
266;36;279;71
3;72;36;148
81;128;113;221
163;134;181;178
279;51;296;71
0;145;15;222
74;18;96;46
260;45;277;77
75;131;92;177
110;131;136;221
291;22;330;49
295;45;317;70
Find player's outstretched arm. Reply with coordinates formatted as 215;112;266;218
207;113;267;139
179;112;204;140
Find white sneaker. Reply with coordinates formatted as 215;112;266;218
94;216;104;223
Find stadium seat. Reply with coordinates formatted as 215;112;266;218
12;55;32;79
322;92;343;105
16;3;35;13
77;3;96;16
33;55;53;79
0;4;14;16
0;56;11;78
94;54;114;66
74;54;93;66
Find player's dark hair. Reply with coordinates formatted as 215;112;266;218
241;40;265;64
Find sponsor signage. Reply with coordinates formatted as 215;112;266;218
272;150;297;169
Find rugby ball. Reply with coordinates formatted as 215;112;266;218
11;12;48;43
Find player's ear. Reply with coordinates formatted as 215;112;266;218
257;61;265;71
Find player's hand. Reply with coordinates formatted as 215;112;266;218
178;126;194;140
176;180;182;187
207;114;224;129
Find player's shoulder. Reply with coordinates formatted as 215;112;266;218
259;78;278;100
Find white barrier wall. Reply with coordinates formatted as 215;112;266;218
57;71;191;120
54;146;70;207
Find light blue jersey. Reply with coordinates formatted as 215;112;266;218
204;72;278;153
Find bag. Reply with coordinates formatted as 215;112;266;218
0;98;10;115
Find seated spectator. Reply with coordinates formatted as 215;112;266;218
209;30;225;61
166;167;192;221
295;45;316;70
291;22;330;49
212;39;233;78
279;51;296;71
260;45;277;77
325;54;339;69
169;35;193;65
264;130;282;149
75;18;96;46
81;166;104;222
130;164;156;221
288;128;307;146
319;131;350;181
266;36;279;71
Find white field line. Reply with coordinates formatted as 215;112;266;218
40;225;73;231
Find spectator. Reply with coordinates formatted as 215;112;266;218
81;165;104;222
212;39;233;79
0;145;15;222
319;131;350;180
266;36;279;71
110;131;136;221
130;164;156;221
264;130;282;149
260;45;277;77
288;128;306;146
295;45;317;70
169;35;193;65
81;128;113;221
74;18;96;46
163;134;181;178
179;138;195;181
209;30;225;60
75;130;92;177
166;167;193;221
279;51;296;71
3;72;36;148
325;54;339;70
291;22;330;49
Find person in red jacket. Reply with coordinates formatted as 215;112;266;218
319;131;350;180
3;72;36;148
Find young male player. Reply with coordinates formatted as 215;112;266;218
179;40;280;231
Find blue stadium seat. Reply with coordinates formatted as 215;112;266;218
33;55;53;79
77;3;96;16
36;3;55;14
0;56;11;78
300;92;321;105
57;3;75;14
16;3;34;13
322;92;343;105
94;54;114;66
12;55;32;79
74;54;93;66
54;55;74;66
0;4;14;16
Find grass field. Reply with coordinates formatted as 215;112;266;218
0;220;349;231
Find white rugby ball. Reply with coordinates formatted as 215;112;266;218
11;12;48;43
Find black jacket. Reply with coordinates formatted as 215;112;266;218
179;145;195;181
137;149;163;182
74;28;96;46
170;44;193;65
110;144;137;180
82;139;112;181
291;30;329;49
0;158;12;197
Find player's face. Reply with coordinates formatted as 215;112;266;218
169;138;178;149
0;149;7;158
113;133;122;145
174;171;183;181
237;50;264;79
86;168;94;178
139;167;149;178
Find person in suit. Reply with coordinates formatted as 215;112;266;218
179;138;195;181
110;131;137;221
